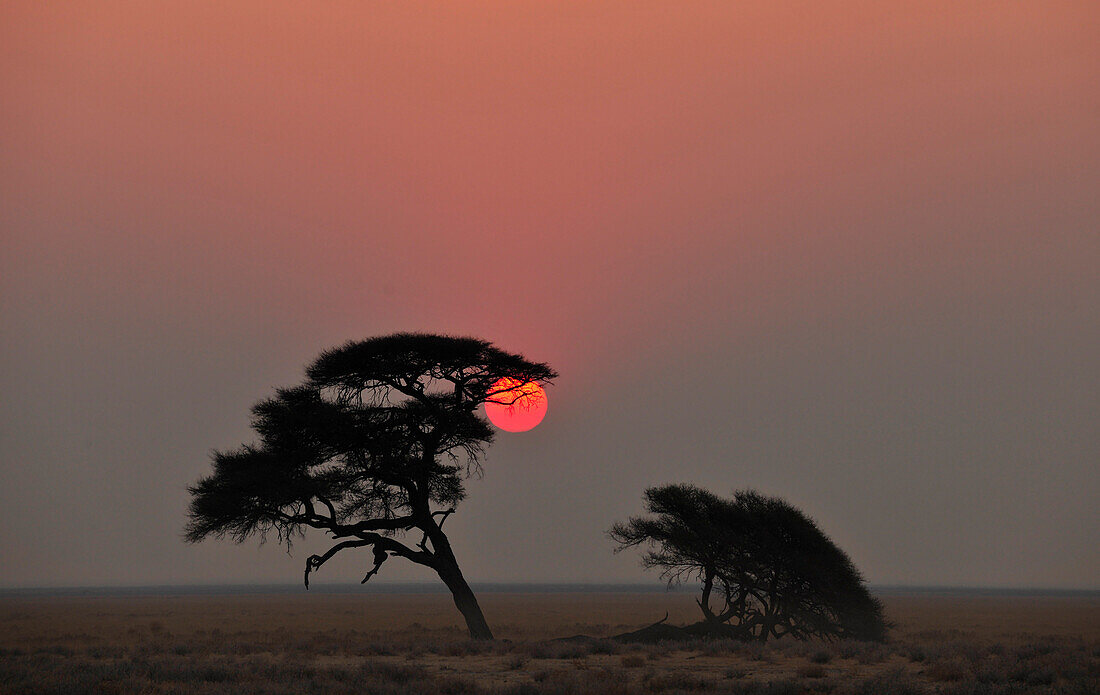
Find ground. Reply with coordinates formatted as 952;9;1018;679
0;590;1096;694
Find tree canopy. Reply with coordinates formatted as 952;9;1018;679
185;333;557;639
610;485;887;642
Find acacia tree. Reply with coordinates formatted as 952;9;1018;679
185;333;557;640
610;485;886;642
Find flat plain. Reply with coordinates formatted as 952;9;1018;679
1;590;1096;694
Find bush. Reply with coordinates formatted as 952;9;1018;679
846;667;924;695
926;657;969;682
642;670;711;691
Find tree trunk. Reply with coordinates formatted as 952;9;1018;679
757;624;773;643
699;571;719;624
758;599;780;642
429;531;494;640
437;562;493;640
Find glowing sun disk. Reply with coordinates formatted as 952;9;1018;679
484;377;548;433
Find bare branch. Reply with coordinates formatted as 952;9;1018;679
304;539;371;588
432;507;456;530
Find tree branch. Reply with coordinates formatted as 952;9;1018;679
315;495;339;522
304;539;371;588
331;514;419;538
431;507;456;530
303;530;436;589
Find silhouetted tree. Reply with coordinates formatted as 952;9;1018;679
610;485;886;642
185;333;557;640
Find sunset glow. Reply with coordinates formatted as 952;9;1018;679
1;0;1095;595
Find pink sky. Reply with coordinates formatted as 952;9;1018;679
1;1;1097;588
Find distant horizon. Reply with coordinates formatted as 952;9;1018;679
3;581;1097;596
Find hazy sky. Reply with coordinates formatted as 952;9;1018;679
2;1;1097;590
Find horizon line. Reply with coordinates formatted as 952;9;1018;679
1;581;1097;596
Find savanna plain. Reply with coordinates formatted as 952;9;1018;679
1;590;1096;695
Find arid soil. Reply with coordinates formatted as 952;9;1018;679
1;590;1096;694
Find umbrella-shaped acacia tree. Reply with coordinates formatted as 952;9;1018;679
185;333;557;639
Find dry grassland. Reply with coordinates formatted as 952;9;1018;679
1;591;1096;694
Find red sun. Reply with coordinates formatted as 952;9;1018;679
484;377;548;433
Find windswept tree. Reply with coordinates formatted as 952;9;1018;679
610;485;886;642
185;333;557;640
